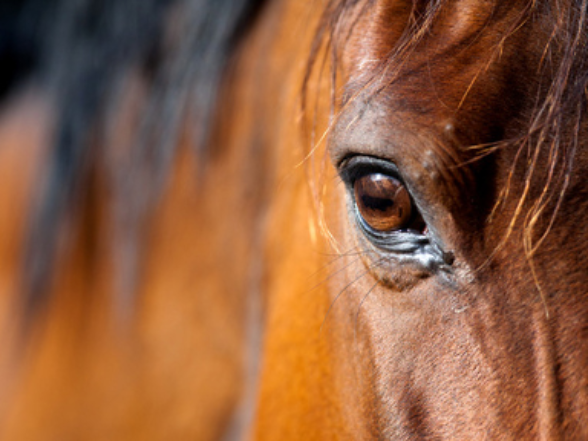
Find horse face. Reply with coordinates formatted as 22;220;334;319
317;0;588;437
3;0;585;439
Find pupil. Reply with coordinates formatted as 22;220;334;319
353;173;411;232
360;194;395;212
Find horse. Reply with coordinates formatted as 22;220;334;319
0;0;587;439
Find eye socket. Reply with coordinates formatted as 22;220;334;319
354;173;412;232
339;156;452;272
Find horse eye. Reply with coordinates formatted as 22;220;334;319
354;173;412;232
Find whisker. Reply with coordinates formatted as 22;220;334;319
319;253;380;334
353;278;382;352
309;254;364;294
306;245;368;282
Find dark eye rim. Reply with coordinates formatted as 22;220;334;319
339;155;403;189
338;154;455;273
339;155;426;241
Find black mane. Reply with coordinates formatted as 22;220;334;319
1;0;265;316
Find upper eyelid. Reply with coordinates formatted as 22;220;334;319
338;155;405;184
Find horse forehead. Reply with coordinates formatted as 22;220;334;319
345;0;535;70
333;0;552;154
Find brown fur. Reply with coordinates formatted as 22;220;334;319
0;0;587;439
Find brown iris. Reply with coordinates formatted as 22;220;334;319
354;173;412;232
